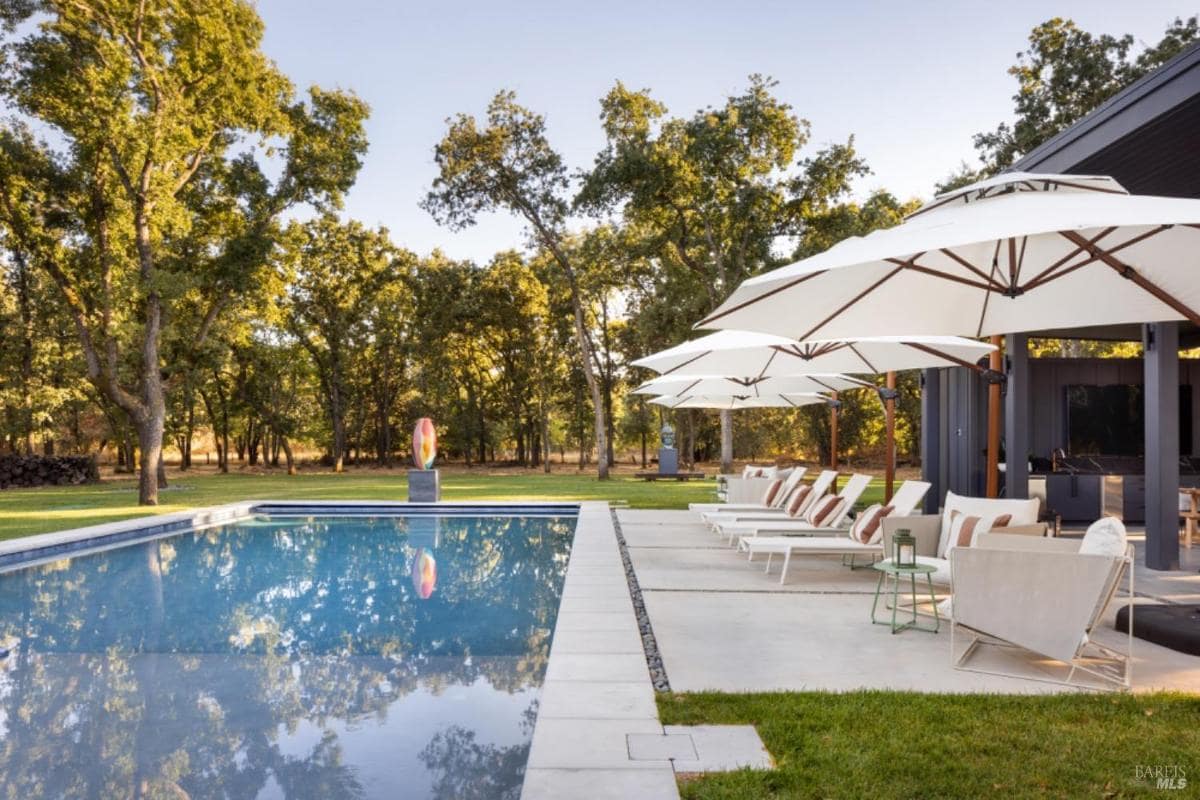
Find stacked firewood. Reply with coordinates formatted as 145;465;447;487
0;455;100;489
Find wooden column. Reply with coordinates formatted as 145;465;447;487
885;371;896;503
985;335;1003;498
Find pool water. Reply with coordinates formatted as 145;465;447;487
0;511;576;799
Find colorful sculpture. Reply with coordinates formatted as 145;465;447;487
412;417;437;470
411;548;437;599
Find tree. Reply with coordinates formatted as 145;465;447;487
423;91;612;479
279;215;403;472
972;16;1199;172
579;76;869;471
0;0;368;504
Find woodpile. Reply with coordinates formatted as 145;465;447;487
0;455;100;489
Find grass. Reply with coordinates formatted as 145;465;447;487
0;465;724;540
658;691;1200;798
0;463;892;541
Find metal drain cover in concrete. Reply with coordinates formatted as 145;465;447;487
628;725;773;772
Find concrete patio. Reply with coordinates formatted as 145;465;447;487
620;509;1200;694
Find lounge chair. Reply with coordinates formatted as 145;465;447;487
732;479;932;549
747;488;1038;585
717;464;783;504
699;469;836;528
716;473;873;545
949;518;1133;690
689;467;807;514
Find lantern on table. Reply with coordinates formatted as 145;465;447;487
892;528;916;568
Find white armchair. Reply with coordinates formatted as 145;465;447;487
949;520;1133;691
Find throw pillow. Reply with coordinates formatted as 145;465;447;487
850;504;894;544
785;485;813;517
1078;516;1128;558
761;478;785;507
806;495;846;527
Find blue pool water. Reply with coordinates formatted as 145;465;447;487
0;510;577;799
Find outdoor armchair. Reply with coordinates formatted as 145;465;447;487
948;520;1133;691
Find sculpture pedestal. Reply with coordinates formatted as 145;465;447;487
408;469;441;503
658;447;678;475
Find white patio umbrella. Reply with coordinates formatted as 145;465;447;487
633;333;999;499
649;393;830;410
697;173;1200;341
631;373;870;397
631;331;997;378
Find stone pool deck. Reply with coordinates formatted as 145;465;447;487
620;509;1200;694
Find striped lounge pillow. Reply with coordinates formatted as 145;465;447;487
945;510;1013;552
805;495;845;527
761;478;785;507
849;504;894;544
784;485;814;517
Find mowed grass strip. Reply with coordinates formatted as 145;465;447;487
0;468;724;540
658;690;1200;799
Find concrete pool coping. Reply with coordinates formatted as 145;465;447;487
0;499;685;799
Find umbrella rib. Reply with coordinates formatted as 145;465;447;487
797;265;905;341
846;343;879;373
902;342;987;373
1021;226;1162;292
900;262;999;291
1058;230;1200;325
697;271;825;327
662;350;712;376
975;242;1003;338
1020;227;1116;288
756;348;780;380
938;248;1007;289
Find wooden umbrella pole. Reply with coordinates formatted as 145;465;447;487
885;371;896;503
986;335;1003;498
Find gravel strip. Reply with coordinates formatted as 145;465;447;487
611;508;671;692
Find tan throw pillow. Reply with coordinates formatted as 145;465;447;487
850;504;894;544
807;496;846;527
762;478;785;507
785;485;813;517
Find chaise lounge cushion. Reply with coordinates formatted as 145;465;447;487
850;504;893;544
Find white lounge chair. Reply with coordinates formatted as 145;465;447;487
701;469;839;528
716;473;873;545
949;518;1133;691
732;479;932;550
689;467;807;515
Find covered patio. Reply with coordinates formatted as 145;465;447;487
920;40;1200;572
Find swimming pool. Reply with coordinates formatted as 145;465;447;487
0;507;577;799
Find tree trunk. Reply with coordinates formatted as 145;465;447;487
719;409;733;474
280;435;296;475
542;412;551;474
136;411;164;505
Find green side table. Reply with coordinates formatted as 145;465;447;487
870;561;940;634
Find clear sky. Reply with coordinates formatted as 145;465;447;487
255;0;1196;263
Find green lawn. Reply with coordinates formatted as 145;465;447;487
0;467;890;541
0;468;726;540
659;691;1200;798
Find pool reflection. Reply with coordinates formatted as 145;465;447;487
0;514;574;799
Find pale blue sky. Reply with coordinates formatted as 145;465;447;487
256;1;1197;262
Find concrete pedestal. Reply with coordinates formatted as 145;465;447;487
408;469;441;503
658;447;678;475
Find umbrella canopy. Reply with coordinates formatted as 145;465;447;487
696;173;1200;341
632;373;869;397
632;330;997;378
648;393;830;411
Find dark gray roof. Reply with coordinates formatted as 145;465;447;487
1011;40;1200;198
